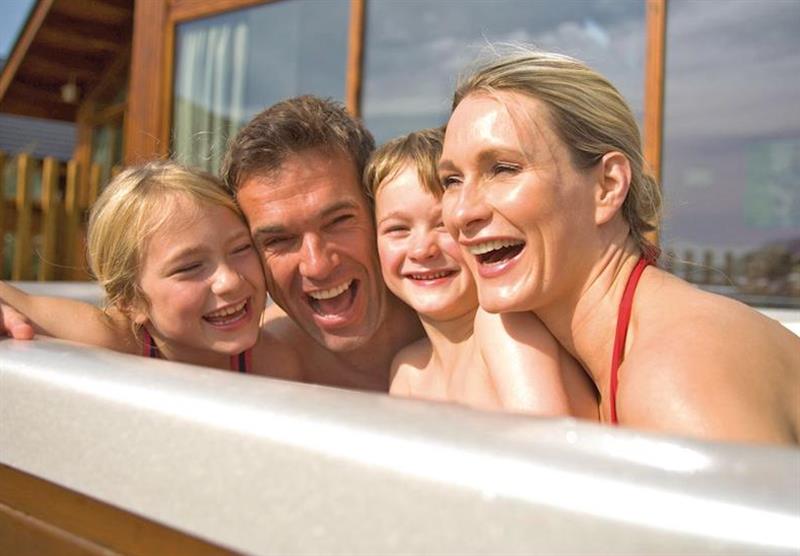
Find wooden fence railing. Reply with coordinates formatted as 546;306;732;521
0;151;113;281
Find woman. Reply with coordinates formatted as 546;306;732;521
438;49;800;444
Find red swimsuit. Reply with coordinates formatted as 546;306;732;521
609;257;652;424
141;328;251;373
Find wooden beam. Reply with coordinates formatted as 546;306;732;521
0;95;75;121
0;152;5;278
36;26;123;55
23;54;98;82
50;0;132;25
170;0;273;23
0;0;55;103
644;0;667;184
346;0;366;117
61;160;81;279
126;0;170;162
0;464;234;555
38;157;59;281
643;0;667;247
12;155;33;281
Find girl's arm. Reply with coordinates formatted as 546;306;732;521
476;309;578;417
0;282;139;353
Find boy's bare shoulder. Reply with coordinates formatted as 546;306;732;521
392;337;433;371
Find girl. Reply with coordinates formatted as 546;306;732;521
365;128;597;418
0;161;301;379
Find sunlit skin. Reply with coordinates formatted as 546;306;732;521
375;164;598;417
440;91;800;443
238;149;386;353
130;195;266;367
376;165;477;323
439;93;599;315
0;194;303;378
237;148;422;391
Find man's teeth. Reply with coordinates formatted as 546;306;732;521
468;239;524;256
308;280;352;300
409;271;452;280
206;300;247;319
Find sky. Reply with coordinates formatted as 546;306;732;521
0;0;35;62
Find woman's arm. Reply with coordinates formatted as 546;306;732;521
0;282;138;353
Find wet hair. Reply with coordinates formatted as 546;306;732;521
453;48;662;257
222;95;375;193
364;127;445;202
87;160;241;313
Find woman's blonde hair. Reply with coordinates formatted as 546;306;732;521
453;49;661;256
364;127;445;202
87;160;241;313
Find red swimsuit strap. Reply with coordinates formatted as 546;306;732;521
609;257;652;425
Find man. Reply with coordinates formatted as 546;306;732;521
1;95;423;392
221;95;422;391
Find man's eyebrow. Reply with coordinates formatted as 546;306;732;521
251;200;361;240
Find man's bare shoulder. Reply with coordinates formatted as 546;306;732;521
251;327;305;382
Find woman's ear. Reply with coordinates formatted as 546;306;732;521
594;151;631;225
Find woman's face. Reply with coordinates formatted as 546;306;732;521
133;195;266;359
375;165;477;322
439;92;598;313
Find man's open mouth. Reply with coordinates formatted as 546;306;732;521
467;239;525;265
203;299;249;326
307;279;357;316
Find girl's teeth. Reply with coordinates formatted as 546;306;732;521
207;300;247;319
308;280;352;300
468;239;524;255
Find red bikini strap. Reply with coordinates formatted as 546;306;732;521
609;257;651;424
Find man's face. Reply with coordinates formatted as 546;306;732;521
237;148;387;352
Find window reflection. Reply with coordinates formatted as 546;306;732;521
362;0;646;144
172;0;349;173
661;0;800;307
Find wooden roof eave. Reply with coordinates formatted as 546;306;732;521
0;0;55;104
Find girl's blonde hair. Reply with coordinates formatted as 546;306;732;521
87;160;241;312
364;127;445;202
454;49;661;257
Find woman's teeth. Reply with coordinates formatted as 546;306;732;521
308;280;352;300
467;239;525;255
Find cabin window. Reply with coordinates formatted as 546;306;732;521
171;0;350;173
360;0;647;143
660;0;800;308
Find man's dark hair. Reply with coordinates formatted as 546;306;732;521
222;95;375;192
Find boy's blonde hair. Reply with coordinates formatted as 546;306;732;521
364;127;444;202
454;49;661;257
87;160;241;312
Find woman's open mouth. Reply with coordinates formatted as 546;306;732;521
467;239;525;265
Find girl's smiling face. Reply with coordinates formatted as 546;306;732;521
375;165;477;322
131;195;266;361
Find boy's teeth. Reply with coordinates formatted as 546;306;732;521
308;280;352;300
410;271;451;280
468;239;524;255
207;300;247;318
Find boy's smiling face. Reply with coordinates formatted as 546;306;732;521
375;164;477;322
